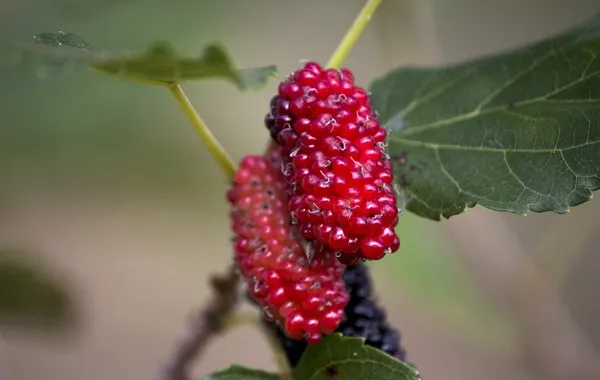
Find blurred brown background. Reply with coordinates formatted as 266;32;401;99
1;0;600;379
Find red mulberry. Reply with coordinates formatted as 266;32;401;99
261;263;408;367
264;61;400;263
228;149;349;343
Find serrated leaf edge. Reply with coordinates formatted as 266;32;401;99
371;13;600;221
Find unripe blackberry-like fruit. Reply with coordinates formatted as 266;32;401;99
228;149;349;343
264;61;400;264
262;263;407;367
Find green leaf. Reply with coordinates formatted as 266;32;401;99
370;14;600;220
292;334;420;380
90;42;277;88
200;365;280;380
2;32;277;88
0;248;77;330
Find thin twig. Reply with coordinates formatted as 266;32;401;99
157;264;240;380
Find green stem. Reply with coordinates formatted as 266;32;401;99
168;84;236;179
326;0;383;69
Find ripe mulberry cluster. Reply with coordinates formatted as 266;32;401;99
262;263;407;367
264;61;400;264
227;150;349;343
229;62;406;347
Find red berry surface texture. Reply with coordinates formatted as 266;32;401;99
262;263;407;368
264;61;400;263
227;150;349;343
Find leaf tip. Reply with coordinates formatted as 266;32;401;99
266;65;279;77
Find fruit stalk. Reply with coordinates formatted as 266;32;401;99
169;84;237;179
326;0;383;69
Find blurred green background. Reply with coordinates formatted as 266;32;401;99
1;1;600;379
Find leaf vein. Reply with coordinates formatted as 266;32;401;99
305;358;411;380
394;136;600;153
475;44;568;111
399;66;480;119
502;150;546;199
433;148;469;208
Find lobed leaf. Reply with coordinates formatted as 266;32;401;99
5;31;277;88
292;334;420;380
90;42;277;88
370;14;600;220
